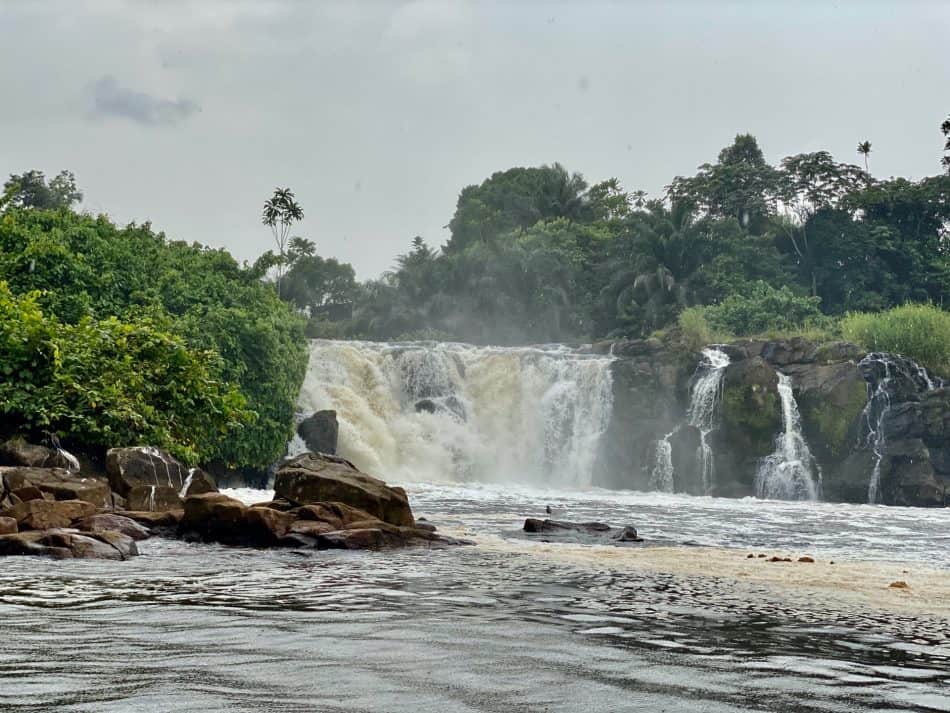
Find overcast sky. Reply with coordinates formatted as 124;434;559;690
2;1;948;278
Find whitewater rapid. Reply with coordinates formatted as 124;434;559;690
292;340;614;487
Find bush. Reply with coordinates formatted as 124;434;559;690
0;283;251;463
704;281;823;336
0;208;307;468
677;307;719;351
841;303;950;377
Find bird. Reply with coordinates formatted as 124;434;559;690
45;431;80;473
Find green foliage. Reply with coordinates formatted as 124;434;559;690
0;207;306;467
701;282;823;336
0;283;250;463
841;303;950;377
2;170;83;211
677;307;724;351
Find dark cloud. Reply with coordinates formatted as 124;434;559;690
87;76;199;126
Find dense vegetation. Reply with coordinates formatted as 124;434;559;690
0;181;306;468
293;123;950;356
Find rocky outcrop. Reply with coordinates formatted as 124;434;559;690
0;528;137;560
523;518;643;543
106;447;191;511
274;452;415;527
600;336;948;506
3;499;97;530
1;466;111;508
297;410;339;454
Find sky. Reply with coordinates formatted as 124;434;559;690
1;1;948;278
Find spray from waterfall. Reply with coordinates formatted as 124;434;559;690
292;340;614;487
755;373;820;500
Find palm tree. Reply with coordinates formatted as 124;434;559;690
262;187;304;296
857;141;872;172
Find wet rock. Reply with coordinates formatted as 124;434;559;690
761;338;814;366
889;580;909;589
41;528;136;560
798;556;815;563
178;492;247;543
126;484;182;512
106;446;189;498
523;518;611;533
414;521;437;533
118;510;182;529
297;410;339;454
0;516;16;534
0;437;53;467
317;528;386;550
181;468;217;497
288;520;336;537
243;506;296;544
0;531;72;558
0;466;112;508
12;485;47;502
414;399;437;414
75;514;151;541
3;499;97;530
615;525;642;542
274;452;414;527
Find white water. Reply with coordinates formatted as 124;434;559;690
755;373;820;501
687;347;731;493
650;347;730;494
293;340;614;487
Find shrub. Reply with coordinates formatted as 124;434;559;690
841;303;950;377
704;281;823;336
0;283;251;462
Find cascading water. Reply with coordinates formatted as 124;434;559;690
754;373;820;500
292;340;614;487
687;347;731;493
650;430;676;492
859;353;942;504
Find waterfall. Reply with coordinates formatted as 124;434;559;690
649;346;729;494
687;347;731;493
755;373;820;500
292;340;614;486
858;353;941;504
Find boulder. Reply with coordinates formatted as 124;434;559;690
0;516;16;534
12;486;47;502
0;531;72;558
178;492;247;543
274;453;414;527
118;510;183;528
180;468;217;497
3;499;97;530
0;466;111;508
616;525;642;542
106;447;189;497
74;514;151;541
40;528;138;560
297;410;339;454
523;519;611;533
0;437;53;467
126;485;182;512
317;528;387;550
243;507;296;544
761;338;814;366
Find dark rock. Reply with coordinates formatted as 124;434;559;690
0;516;16;534
414;399;437;414
669;425;703;495
761;338;814;366
118;510;183;528
414;521;437;533
12;486;47;502
0;438;52;467
0;531;72;558
41;528;137;560
178;492;247;543
75;514;151;541
126;484;182;512
297;410;339;455
616;525;642;542
274;452;414;527
3;499;97;530
181;468;217;497
106;446;189;498
243;506;296;544
0;466;112;508
810;341;865;364
317;528;386;550
523;518;611;534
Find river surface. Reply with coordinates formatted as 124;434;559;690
2;483;949;712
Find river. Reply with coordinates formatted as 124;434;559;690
2;483;949;712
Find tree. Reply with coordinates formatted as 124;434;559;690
261;187;304;296
2;170;83;211
857;141;872;172
942;115;950;172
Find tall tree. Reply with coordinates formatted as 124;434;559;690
857;141;872;172
262;187;304;297
2;170;83;211
942;115;950;173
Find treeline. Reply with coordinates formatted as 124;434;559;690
296;125;950;347
0;177;306;469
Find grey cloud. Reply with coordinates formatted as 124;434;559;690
87;76;199;126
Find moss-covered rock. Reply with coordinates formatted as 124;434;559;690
719;357;781;458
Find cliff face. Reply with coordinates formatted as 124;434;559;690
599;337;949;507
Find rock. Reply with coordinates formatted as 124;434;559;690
243;506;296;544
669;425;703;495
810;341;865;364
317;528;386;550
180;468;217;497
414;399;437;414
615;525;642;542
126;485;182;512
288;520;336;537
0;516;16;534
414;521;437;533
0;531;72;558
118;510;182;528
106;446;189;498
889;580;909;589
3;499;97;530
0;437;53;467
274;452;414;527
12;485;47;502
74;514;151;541
41;529;134;560
178;492;247;543
297;410;339;454
523;518;611;534
111;492;127;511
798;556;815;563
0;466;112;508
761;338;814;366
